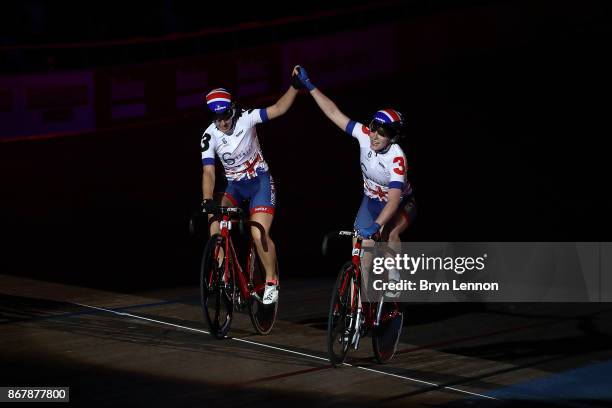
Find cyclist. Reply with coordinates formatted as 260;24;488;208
294;66;416;251
201;80;299;305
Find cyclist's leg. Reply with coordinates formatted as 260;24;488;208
208;184;243;266
250;212;277;279
248;172;278;283
353;195;375;234
379;197;416;293
208;183;242;236
354;196;382;300
380;196;416;242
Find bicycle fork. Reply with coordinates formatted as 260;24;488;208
374;296;385;328
349;281;363;350
352;307;363;350
350;240;364;349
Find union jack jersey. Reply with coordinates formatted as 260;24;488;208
346;121;413;202
201;108;270;181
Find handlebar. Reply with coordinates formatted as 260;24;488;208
194;203;269;253
322;230;359;256
200;203;243;217
321;229;395;257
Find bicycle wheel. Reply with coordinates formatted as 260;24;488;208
200;234;233;339
327;262;357;366
247;243;277;334
372;302;403;363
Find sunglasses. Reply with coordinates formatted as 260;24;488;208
215;108;234;123
369;120;398;138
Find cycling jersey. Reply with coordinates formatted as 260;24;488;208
345;121;413;202
201;108;270;181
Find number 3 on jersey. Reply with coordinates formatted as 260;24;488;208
201;133;212;152
393;156;406;175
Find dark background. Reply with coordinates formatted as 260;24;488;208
1;0;609;291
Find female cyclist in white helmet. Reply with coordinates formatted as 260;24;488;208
201;76;300;305
293;66;416;244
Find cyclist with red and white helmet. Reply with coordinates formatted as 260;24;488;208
201;80;299;305
294;66;416;243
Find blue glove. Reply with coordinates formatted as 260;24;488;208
357;223;380;239
296;66;316;91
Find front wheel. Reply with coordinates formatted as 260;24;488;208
327;262;357;366
200;234;233;338
372;302;403;363
247;244;277;334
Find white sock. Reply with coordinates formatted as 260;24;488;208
388;267;400;282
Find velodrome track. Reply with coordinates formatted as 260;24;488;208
2;273;611;407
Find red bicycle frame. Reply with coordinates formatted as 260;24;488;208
326;229;404;363
209;213;267;303
346;234;400;332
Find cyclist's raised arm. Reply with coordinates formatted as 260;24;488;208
294;66;351;132
310;88;351;133
264;77;300;120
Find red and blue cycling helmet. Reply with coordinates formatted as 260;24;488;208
205;88;234;121
369;109;405;142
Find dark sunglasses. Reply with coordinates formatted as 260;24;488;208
214;108;234;122
369;120;398;138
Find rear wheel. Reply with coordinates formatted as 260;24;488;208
372;302;403;363
327;262;357;366
247;244;277;334
200;234;233;338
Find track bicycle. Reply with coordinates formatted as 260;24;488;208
196;203;277;338
323;230;403;366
